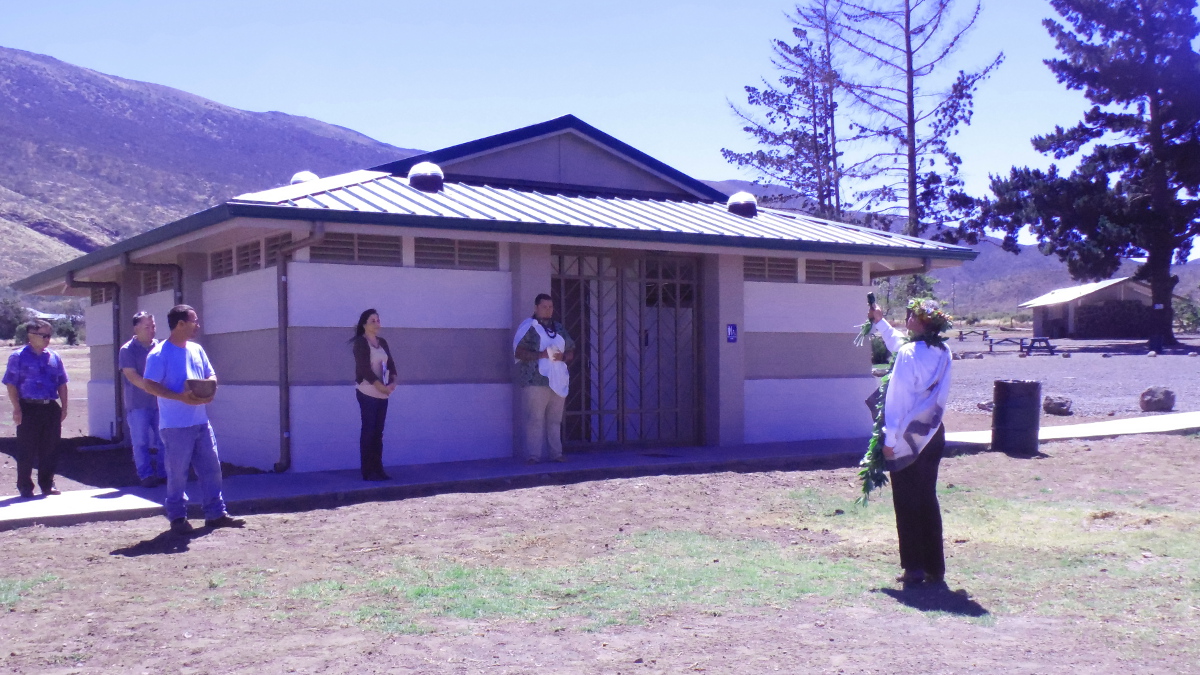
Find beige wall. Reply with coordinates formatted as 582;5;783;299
744;332;871;380
205;327;511;386
702;253;745;447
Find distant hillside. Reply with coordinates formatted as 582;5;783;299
0;45;421;283
700;179;1200;314
932;239;1200;316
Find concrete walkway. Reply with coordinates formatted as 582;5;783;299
0;437;867;532
945;410;1200;445
7;411;1197;532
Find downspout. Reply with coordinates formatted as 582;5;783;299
66;271;126;449
120;253;184;306
274;222;325;473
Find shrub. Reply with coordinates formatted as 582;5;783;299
0;297;28;340
870;335;891;365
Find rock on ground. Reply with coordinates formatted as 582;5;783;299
1043;396;1073;416
1140;386;1176;412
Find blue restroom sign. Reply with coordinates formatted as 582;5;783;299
727;324;738;343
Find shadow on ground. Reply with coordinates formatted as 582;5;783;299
0;436;263;491
109;527;224;557
876;584;990;617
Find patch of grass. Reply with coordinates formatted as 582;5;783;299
289;580;348;604
207;573;226;589
0;574;56;609
349;530;866;631
352;605;431;634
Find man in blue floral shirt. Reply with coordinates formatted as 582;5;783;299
3;319;69;498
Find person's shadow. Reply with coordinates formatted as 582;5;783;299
109;527;214;557
876;583;989;617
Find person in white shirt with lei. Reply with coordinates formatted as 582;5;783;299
867;298;953;587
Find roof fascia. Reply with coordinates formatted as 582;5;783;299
370;115;729;203
11;204;232;292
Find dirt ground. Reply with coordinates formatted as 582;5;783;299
2;339;1199;673
2;431;1199;673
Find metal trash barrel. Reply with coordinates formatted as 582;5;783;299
991;380;1041;454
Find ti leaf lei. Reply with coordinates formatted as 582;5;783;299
857;352;894;506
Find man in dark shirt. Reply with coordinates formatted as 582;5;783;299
120;311;166;487
3;319;69;498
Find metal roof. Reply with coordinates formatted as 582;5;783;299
233;171;977;260
1018;277;1139;308
13;171;976;293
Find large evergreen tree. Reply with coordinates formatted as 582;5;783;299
723;0;848;219
975;0;1200;345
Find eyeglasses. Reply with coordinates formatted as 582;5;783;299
32;332;52;339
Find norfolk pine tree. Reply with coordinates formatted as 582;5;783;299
723;0;847;220
974;0;1200;346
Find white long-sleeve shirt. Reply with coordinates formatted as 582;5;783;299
873;319;953;470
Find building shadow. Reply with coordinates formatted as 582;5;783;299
0;436;140;489
875;584;989;617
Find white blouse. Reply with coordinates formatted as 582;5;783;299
873;318;953;470
356;341;391;400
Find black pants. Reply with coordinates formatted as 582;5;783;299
16;400;62;495
890;424;946;577
356;390;388;479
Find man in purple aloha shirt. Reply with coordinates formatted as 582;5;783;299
3;319;69;498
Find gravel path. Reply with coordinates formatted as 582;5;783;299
947;342;1200;416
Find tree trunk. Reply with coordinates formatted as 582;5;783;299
1143;244;1179;348
903;0;919;236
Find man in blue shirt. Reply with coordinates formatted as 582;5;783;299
141;304;244;535
119;311;167;488
3;319;69;499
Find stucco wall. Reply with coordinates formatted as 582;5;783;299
742;279;875;442
136;290;176;341
289;383;512;471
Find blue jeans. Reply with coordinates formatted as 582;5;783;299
356;390;388;479
159;423;227;522
127;408;165;480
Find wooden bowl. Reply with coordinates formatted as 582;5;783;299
186;379;217;398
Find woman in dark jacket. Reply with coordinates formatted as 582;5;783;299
351;309;398;481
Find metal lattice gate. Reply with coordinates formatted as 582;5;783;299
551;250;701;448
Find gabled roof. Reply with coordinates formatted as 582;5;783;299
12;118;979;295
370;115;728;202
1018;277;1136;308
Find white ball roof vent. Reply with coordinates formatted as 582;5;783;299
290;171;319;185
727;191;758;217
408;161;444;193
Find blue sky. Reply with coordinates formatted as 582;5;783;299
0;0;1104;197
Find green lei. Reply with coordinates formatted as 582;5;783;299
856;330;948;506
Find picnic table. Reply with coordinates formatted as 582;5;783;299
987;337;1023;353
1022;337;1057;355
987;336;1058;354
957;329;989;341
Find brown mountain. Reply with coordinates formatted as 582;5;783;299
0;45;421;283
